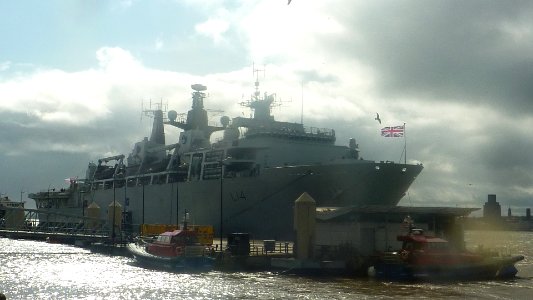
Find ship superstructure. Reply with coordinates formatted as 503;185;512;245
30;76;423;239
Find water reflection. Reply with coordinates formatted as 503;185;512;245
1;231;532;300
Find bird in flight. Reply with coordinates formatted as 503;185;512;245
375;113;381;124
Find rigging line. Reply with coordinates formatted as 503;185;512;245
398;146;406;164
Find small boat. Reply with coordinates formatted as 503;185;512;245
127;212;215;271
372;228;524;281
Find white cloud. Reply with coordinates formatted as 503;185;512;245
0;47;195;127
240;2;345;63
195;18;230;44
2;0;533;212
0;68;109;125
96;47;143;75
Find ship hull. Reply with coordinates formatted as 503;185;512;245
71;161;422;240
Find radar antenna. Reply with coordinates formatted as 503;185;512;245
252;62;266;100
141;99;169;121
239;63;284;120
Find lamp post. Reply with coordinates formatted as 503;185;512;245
175;179;179;226
123;178;128;241
219;158;229;252
111;175;116;245
80;190;85;217
220;160;223;252
142;178;145;225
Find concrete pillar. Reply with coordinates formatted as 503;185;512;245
86;201;101;230
108;201;122;229
294;192;316;260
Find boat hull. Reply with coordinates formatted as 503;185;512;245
127;243;215;271
35;161;422;239
373;254;524;281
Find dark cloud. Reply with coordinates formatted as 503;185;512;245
477;128;533;191
0;111;129;155
327;1;533;114
0;107;149;204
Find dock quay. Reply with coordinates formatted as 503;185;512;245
1;193;485;276
213;235;294;271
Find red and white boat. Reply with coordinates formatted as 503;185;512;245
373;228;524;280
127;213;215;271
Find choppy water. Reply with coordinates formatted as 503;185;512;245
1;231;532;299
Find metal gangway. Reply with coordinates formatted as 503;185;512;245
0;206;113;244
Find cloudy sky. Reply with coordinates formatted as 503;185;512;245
1;0;532;216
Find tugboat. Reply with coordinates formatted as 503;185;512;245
127;211;215;271
372;227;525;281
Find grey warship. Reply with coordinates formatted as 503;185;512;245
30;78;423;239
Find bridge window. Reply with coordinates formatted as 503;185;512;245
127;178;137;187
139;176;151;185
114;179;125;188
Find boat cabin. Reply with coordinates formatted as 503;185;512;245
398;230;450;252
156;230;198;243
147;230;200;257
396;228;485;266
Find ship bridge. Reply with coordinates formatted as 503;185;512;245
232;117;335;143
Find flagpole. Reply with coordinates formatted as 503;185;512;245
404;122;407;164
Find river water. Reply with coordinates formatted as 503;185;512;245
1;230;532;300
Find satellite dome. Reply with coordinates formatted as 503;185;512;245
168;110;178;122
220;116;230;127
191;84;207;92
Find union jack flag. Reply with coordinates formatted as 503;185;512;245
381;125;404;137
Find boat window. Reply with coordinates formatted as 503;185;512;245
114;179;125;188
168;173;178;183
92;182;102;190
427;242;449;251
404;241;423;251
181;154;191;165
174;234;198;244
126;178;137;187
157;235;171;244
153;174;167;185
139;176;151;185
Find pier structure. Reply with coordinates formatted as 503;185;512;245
272;194;479;275
0;206;115;245
2;193;484;276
